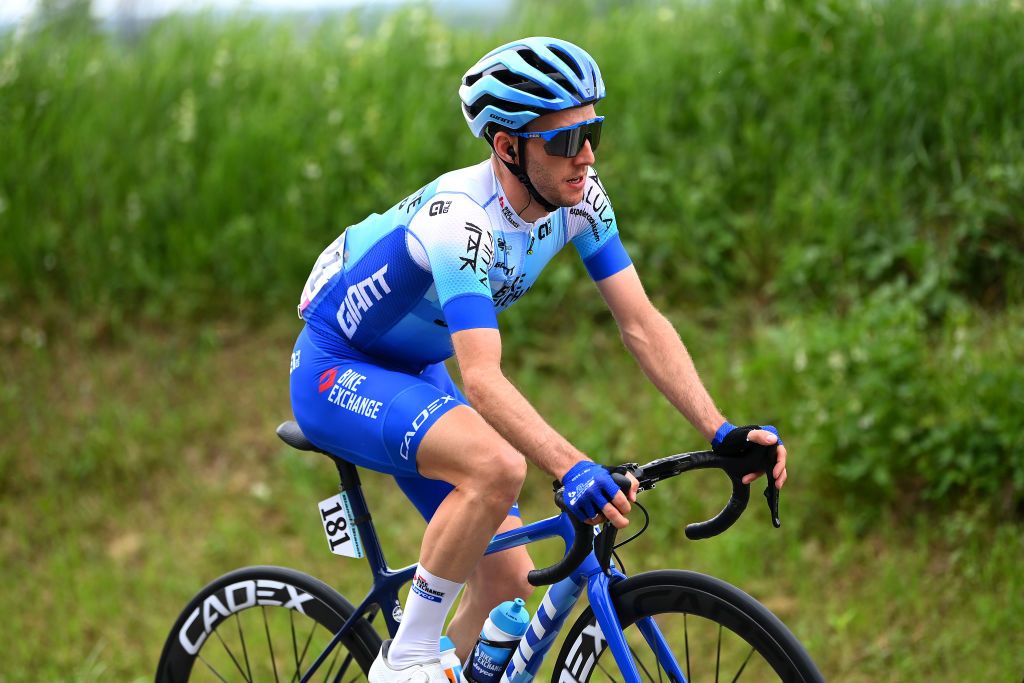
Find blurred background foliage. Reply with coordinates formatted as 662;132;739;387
1;0;1022;679
2;0;1021;511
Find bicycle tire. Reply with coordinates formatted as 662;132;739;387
552;570;824;683
155;565;381;683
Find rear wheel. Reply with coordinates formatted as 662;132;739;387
156;565;381;682
552;570;824;682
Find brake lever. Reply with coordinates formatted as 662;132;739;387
764;468;781;529
725;444;782;530
752;444;781;528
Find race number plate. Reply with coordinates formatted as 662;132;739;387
318;492;364;558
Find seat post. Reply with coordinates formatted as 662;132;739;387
333;457;362;493
332;458;391;576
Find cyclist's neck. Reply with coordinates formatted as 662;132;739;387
489;155;552;224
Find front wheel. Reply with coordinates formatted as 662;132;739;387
552;570;824;683
156;565;381;682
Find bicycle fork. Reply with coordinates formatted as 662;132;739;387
587;569;688;683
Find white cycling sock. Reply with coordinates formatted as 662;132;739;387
388;564;464;668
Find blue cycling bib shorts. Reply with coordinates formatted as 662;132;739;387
289;326;506;520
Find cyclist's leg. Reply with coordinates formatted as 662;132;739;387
446;514;535;661
293;333;527;667
385;404;526;665
409;361;529;588
398;361;535;659
395;483;534;659
395;480;535;660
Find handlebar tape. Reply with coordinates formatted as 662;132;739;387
527;473;632;587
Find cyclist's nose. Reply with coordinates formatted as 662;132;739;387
573;139;596;165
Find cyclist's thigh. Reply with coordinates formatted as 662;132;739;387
290;327;464;477
395;360;520;520
393;360;520;520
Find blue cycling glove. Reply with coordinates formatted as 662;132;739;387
561;461;622;522
711;422;784;456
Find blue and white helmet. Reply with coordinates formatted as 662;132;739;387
459;37;606;139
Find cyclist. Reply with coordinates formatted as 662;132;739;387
290;36;788;683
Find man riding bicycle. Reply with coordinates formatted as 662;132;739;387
289;36;788;683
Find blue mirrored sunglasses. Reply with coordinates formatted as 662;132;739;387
508;116;604;157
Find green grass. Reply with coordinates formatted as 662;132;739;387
1;319;1020;681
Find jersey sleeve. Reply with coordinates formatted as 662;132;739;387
406;193;498;333
567;170;633;281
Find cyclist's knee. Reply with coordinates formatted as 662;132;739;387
418;409;524;497
467;443;526;507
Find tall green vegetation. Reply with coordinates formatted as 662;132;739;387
1;0;1021;511
2;0;1021;320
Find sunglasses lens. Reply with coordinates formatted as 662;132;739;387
587;121;602;151
543;120;603;157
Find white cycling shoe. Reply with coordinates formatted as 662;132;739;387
368;640;459;683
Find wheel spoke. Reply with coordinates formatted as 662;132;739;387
236;612;253;681
321;636;342;683
197;653;232;683
729;646;756;683
629;643;659;683
213;619;253;682
331;651;356;682
292;617;320;683
717;623;724;682
291;610;300;681
264;606;281;683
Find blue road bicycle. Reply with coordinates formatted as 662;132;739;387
156;421;825;682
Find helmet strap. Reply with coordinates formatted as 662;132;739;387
496;137;559;214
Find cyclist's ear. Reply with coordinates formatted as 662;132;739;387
489;129;516;164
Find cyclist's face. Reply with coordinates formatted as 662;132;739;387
522;105;598;207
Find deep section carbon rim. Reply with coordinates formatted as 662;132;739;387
553;570;824;683
156;566;380;683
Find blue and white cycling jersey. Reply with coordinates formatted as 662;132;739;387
297;160;632;373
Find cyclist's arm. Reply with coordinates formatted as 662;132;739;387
594;265;725;441
451;327;585;481
452;327;637;523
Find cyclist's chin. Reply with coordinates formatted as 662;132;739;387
552;184;586;208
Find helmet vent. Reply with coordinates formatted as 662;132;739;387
549;46;584;80
515;48;573;95
465;93;533;119
515;48;548;71
491;68;529;87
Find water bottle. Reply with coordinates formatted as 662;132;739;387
440;635;463;681
461;598;530;683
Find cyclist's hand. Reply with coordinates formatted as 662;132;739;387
711;422;788;489
595;470;639;529
561;461;636;529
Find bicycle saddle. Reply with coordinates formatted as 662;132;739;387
276;420;323;454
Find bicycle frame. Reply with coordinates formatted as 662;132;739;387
300;460;684;683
